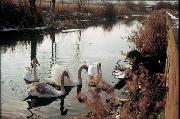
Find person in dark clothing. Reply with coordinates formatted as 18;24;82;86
126;50;166;74
107;50;166;93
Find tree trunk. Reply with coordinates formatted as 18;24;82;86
78;0;82;11
28;0;37;14
52;0;55;10
39;0;41;7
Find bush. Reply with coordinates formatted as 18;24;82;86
129;10;167;55
103;3;117;19
155;2;179;10
117;64;167;119
0;0;44;29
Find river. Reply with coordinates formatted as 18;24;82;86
1;18;142;119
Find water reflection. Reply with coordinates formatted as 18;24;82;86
122;16;145;26
101;19;118;32
49;31;57;68
0;31;44;53
1;17;142;118
24;86;82;117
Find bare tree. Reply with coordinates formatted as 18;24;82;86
78;0;83;11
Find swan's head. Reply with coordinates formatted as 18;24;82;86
62;71;70;78
79;64;88;72
31;58;40;67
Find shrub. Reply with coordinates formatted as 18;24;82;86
0;0;44;29
103;3;117;19
129;10;167;55
155;2;179;10
118;65;167;119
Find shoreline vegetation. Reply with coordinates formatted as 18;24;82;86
1;0;179;119
0;0;178;31
66;8;178;119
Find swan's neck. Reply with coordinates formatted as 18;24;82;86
97;63;102;76
78;67;83;85
33;63;38;81
60;73;65;91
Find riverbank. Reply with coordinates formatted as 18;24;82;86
0;1;178;31
65;10;179;119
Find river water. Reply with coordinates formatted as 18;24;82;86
1;18;142;119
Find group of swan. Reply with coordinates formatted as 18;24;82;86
24;59;101;98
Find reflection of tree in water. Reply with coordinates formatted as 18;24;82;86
101;19;118;32
49;31;57;68
75;30;82;60
101;16;144;31
31;36;37;60
0;31;44;53
24;86;82;117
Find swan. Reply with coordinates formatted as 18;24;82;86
45;63;101;87
45;64;88;86
88;62;102;78
28;70;69;98
24;59;41;84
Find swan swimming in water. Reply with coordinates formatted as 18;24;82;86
28;70;69;98
24;59;41;84
45;63;102;87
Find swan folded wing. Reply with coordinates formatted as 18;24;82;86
51;64;71;86
51;65;65;85
24;67;41;82
63;76;77;86
88;64;97;76
44;78;56;85
30;83;63;96
24;70;32;81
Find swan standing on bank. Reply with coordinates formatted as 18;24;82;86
28;70;69;98
24;59;41;84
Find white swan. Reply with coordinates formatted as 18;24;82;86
28;70;68;98
24;59;41;84
88;62;102;78
45;64;87;86
45;63;102;87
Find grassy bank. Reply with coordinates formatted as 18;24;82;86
0;1;178;30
